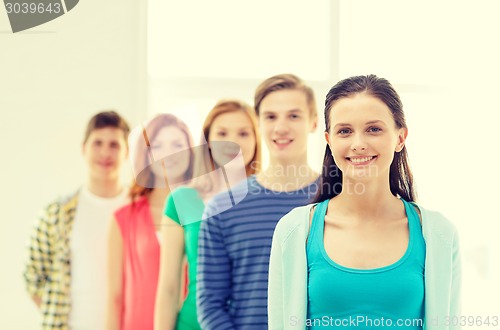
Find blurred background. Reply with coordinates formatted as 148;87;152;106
1;0;499;328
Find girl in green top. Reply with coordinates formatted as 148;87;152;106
154;99;261;329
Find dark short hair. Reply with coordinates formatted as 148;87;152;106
83;110;130;143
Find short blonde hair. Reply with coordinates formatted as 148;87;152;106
254;73;317;118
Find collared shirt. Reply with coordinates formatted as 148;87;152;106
24;187;127;330
24;191;79;330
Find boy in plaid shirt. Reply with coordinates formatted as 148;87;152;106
24;111;130;330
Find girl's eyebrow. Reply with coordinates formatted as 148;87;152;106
333;120;387;129
333;123;351;129
365;120;386;125
215;125;252;130
152;137;184;144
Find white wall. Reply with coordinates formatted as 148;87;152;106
0;0;147;327
147;0;338;172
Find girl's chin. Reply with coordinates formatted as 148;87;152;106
341;168;382;182
344;165;377;174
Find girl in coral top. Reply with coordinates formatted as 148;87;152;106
106;114;195;330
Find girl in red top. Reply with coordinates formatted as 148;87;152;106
106;114;194;330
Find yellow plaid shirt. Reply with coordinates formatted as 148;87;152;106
24;191;79;330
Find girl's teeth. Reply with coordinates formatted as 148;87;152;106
276;140;290;144
350;156;373;163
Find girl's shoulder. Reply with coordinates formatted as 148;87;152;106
411;202;459;244
114;195;148;218
274;203;317;244
170;185;200;199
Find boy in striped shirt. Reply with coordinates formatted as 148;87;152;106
197;74;319;329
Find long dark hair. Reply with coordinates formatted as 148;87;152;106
314;74;416;203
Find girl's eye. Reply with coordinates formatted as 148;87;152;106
217;131;227;137
265;115;275;120
290;114;300;119
368;127;382;133
240;131;250;137
337;128;351;135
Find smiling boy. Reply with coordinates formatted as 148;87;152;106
197;74;320;329
23;111;130;330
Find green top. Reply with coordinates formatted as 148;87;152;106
164;186;205;330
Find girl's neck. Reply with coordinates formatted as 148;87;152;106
147;188;170;208
332;178;402;221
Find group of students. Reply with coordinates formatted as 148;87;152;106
24;73;461;330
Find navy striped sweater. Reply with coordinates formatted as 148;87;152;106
197;175;319;330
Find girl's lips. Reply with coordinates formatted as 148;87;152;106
97;161;113;167
163;160;179;169
346;155;377;165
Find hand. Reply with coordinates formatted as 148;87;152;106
32;295;42;308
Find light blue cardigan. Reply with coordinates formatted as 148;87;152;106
268;202;461;330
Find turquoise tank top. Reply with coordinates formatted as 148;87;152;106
306;199;425;329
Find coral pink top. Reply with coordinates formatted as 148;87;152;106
115;196;160;330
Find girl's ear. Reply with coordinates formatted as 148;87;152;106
324;131;333;152
395;127;408;152
310;117;318;133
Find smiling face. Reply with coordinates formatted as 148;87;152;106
208;111;257;168
83;127;128;182
325;93;407;183
259;89;317;165
149;125;191;184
